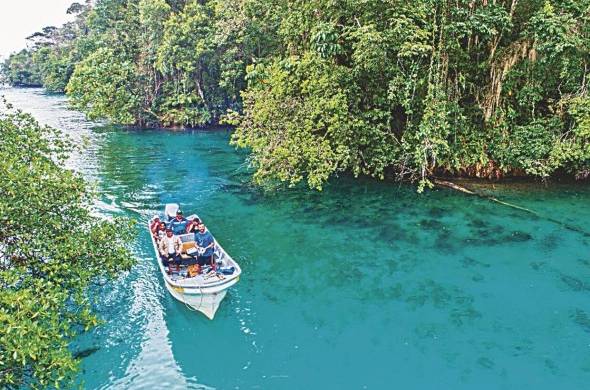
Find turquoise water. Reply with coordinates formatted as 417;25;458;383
4;88;590;389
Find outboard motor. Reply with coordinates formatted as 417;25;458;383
164;203;179;221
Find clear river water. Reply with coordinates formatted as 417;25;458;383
3;87;590;389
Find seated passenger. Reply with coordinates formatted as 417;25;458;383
158;228;182;273
168;210;188;235
150;216;161;235
194;222;215;266
155;221;167;240
185;217;202;234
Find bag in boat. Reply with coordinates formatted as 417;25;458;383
187;264;200;278
218;266;235;275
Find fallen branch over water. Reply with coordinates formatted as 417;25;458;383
433;178;590;238
432;179;477;195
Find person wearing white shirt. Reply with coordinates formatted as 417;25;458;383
158;228;182;273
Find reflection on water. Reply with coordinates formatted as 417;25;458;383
3;87;590;389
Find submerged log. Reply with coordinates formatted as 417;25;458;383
432;178;590;238
73;346;100;359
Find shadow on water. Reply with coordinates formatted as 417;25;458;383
571;309;590;335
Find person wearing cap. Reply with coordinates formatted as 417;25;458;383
159;228;182;273
168;210;188;235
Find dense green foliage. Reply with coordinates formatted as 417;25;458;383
0;103;134;389
60;0;272;127
1;49;43;87
3;0;590;188
233;0;590;189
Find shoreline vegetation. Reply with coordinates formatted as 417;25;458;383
2;0;590;191
0;102;135;389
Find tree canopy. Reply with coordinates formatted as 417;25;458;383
2;0;590;189
232;0;590;189
0;102;134;389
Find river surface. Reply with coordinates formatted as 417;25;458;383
3;87;590;389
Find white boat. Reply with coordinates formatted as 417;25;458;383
149;203;241;319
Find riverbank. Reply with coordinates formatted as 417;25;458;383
6;85;589;192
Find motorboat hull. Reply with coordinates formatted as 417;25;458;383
163;276;239;319
165;282;227;319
